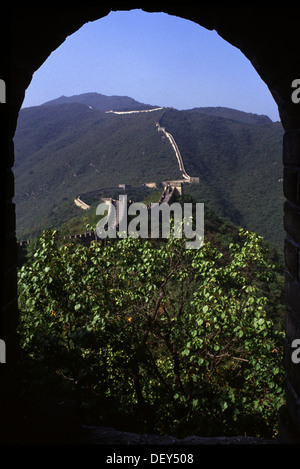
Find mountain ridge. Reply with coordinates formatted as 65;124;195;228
14;92;284;248
184;106;274;125
35;92;276;124
41;92;159;112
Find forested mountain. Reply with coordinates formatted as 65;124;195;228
14;93;284;249
159;109;284;248
14;102;180;239
185;106;273;125
16;94;285;441
42;92;158;112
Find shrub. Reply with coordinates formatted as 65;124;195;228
18;229;284;438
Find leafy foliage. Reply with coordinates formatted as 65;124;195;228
18;228;285;438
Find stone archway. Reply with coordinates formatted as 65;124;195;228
2;5;300;443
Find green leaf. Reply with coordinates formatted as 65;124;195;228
220;401;228;411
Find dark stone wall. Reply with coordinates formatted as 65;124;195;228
2;4;300;443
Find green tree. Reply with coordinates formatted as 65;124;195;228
18;228;284;438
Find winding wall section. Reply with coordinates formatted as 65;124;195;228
19;108;199;246
74;108;197;212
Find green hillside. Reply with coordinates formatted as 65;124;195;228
184;106;273;125
14;93;284;250
14;103;181;239
159;109;284;248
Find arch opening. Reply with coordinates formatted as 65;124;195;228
3;4;296;442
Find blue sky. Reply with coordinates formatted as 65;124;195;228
22;9;280;121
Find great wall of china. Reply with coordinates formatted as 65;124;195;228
17;107;199;257
74;108;199;210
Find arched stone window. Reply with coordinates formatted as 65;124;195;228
2;5;300;443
